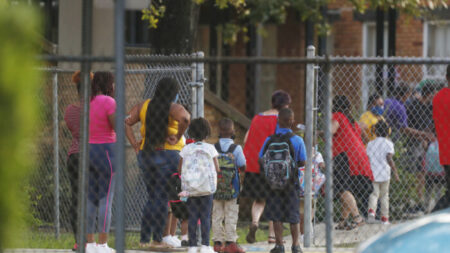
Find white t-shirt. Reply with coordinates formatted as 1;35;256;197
366;137;395;182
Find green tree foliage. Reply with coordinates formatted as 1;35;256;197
142;0;447;45
0;3;41;249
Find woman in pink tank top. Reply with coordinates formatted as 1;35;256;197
86;72;116;253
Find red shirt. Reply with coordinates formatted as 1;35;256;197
332;112;373;180
243;114;278;173
64;104;81;155
433;88;450;165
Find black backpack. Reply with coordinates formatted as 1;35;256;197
261;133;296;190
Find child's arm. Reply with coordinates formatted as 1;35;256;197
213;157;220;173
386;153;399;182
178;157;183;175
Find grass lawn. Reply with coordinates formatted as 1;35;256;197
11;222;290;249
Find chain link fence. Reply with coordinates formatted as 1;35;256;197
23;55;449;252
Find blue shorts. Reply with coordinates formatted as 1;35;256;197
265;187;300;224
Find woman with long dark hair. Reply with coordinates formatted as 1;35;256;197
86;71;116;253
331;95;373;230
125;77;190;250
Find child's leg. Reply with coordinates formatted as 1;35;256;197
181;219;188;239
199;195;213;246
379;181;390;218
163;212;172;237
187;197;200;247
368;182;380;215
212;199;225;243
169;214;178;236
273;222;284;245
224;198;239;243
290;223;300;247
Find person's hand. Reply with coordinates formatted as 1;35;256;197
133;140;142;154
394;172;400;182
125;114;133;125
166;135;178;145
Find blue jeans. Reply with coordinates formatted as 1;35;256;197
187;195;213;246
138;150;180;243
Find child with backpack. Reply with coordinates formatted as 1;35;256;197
179;118;220;253
212;118;246;253
260;108;307;253
168;172;189;246
366;120;399;225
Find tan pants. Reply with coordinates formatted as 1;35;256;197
211;199;239;242
368;181;390;217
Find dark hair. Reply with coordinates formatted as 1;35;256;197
91;71;114;99
333;95;354;122
421;80;437;97
367;94;382;109
271;90;291;110
374;120;390;138
188;118;211;141
72;70;93;96
392;84;411;100
144;77;179;150
278;108;294;128
218;118;234;136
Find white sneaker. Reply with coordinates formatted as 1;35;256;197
171;235;182;245
368;212;376;223
169;236;182;247
96;243;115;253
86;243;98;253
162;235;179;247
200;245;216;253
188;246;198;253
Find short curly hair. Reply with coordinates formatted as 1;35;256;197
188;118;211;141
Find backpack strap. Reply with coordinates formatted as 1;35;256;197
226;144;238;154
214;142;223;153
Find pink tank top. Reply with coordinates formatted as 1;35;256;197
89;95;116;143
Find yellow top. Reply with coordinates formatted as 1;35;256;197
359;111;385;142
139;99;184;151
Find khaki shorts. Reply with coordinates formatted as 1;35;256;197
299;197;315;218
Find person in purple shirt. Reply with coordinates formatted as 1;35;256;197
384;84;434;142
384;84;435;213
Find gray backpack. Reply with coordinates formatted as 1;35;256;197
261;133;296;190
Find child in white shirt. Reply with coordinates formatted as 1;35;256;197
366;120;399;224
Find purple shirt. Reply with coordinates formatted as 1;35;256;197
384;98;408;130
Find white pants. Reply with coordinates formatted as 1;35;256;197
368;180;390;218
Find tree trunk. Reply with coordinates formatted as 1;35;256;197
149;0;199;53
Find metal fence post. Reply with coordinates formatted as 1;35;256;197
323;60;333;253
196;52;205;118
304;46;315;247
78;0;93;252
52;71;60;239
114;0;126;252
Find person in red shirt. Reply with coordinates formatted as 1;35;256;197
432;65;450;212
331;95;373;230
241;90;291;244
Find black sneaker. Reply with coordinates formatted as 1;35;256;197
270;244;285;253
181;240;189;247
292;245;303;253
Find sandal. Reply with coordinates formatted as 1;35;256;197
335;219;357;230
352;215;365;228
268;236;276;244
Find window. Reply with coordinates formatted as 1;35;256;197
423;21;450;78
361;22;388;110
